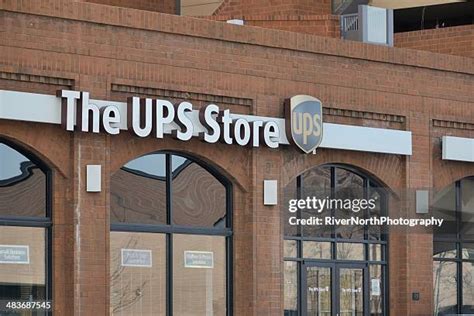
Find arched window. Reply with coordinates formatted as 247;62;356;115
0;139;52;305
283;165;387;316
110;152;232;316
433;177;474;315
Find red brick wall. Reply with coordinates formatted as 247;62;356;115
214;0;332;16
0;0;473;315
208;14;340;37
82;0;176;14
209;0;338;37
394;25;474;58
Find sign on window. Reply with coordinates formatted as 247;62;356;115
184;251;214;269
121;249;152;267
0;245;30;264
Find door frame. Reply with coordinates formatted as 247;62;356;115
301;261;369;316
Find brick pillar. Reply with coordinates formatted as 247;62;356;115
253;147;283;315
405;102;434;316
72;133;109;316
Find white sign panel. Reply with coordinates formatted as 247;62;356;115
0;89;413;156
371;278;381;296
184;251;214;269
367;6;387;44
121;249;152;267
0;245;30;264
442;136;474;162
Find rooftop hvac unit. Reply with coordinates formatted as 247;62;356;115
341;5;393;46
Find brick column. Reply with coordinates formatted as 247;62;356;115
253;147;283;315
405;103;434;316
72;133;109;316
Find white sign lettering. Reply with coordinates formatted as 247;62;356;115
58;90;282;149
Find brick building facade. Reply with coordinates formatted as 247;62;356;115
0;0;473;315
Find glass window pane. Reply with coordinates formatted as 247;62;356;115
461;178;474;239
462;243;474;260
284;261;298;315
433;242;457;259
335;168;365;240
369;244;382;261
369;185;385;240
369;265;383;316
337;243;365;260
433;183;457;238
284;240;297;258
303;241;332;259
0;143;46;217
301;166;332;238
111;153;167;225
172;157;226;228
110;232;166;315
0;226;46;301
306;266;331;316
173;234;226;316
462;262;474;314
339;268;363;316
433;261;458;315
283;178;298;237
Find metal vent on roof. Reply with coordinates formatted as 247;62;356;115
341;5;394;46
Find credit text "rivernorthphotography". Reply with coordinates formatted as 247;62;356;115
288;216;444;227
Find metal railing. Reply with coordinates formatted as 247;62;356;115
341;13;359;33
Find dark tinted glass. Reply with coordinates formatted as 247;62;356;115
0;143;46;218
301;166;331;237
111;153;167;225
335;168;364;240
369;184;384;240
172;156;226;228
433;242;457;259
461;178;474;239
433;183;457;238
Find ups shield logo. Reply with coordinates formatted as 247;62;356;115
286;95;323;154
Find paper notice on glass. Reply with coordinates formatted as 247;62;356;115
371;278;381;296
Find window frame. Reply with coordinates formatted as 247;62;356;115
0;137;53;309
110;151;233;316
283;164;389;316
433;178;474;315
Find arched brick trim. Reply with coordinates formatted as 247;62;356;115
432;158;474;191
0;121;70;178
281;147;404;197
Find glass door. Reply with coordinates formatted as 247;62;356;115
303;263;367;316
337;265;365;316
303;263;334;316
